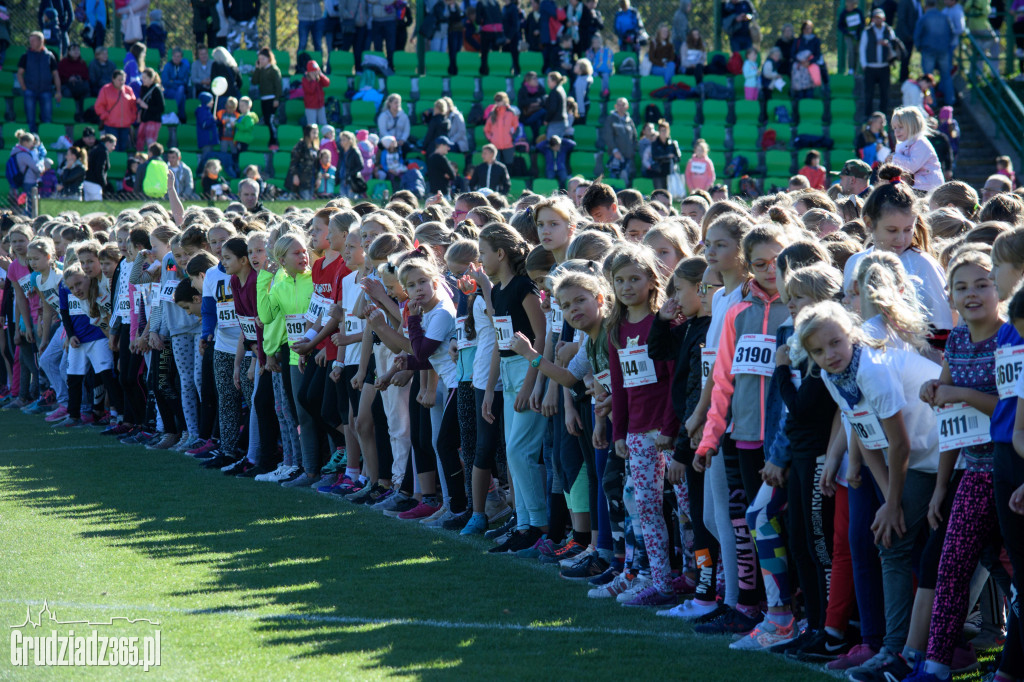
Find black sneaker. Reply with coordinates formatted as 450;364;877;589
280;468;304;484
365;484;390;505
560;554;610;581
846;649;914;682
485;513;516;540
237;464;274;478
788;629;853;661
441;509;472;531
488;529;524;554
193;447;221;460
770;627;814;655
507;526;543;552
222;459;253;476
203;453;238;469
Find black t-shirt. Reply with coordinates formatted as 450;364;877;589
491;274;537;357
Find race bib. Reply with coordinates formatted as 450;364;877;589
305;293;331;325
732;334;775;377
285;314;306;345
844;407;888;450
238;315;258;341
17;273;32;293
935;402;991;452
618;345;657;388
690;161;707;174
98;291;112;316
159;279;178;303
594;369;612;394
845;13;861;26
216;300;238;328
995;345;1024;399
133;288;144;312
345;313;364;336
67;295;85;317
456;315;476;350
700;348;716;389
551;301;564;335
116;292;131;321
494;315;514;351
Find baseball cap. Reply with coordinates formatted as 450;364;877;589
435;136;453;147
838;159;872;179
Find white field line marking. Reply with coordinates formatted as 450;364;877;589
0;599;692;640
2;445;113;453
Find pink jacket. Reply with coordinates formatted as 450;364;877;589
891;135;943;191
483;105;519;150
684;155;715;191
95;83;137;128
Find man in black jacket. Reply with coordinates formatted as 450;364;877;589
470;144;511;195
427;135;460;196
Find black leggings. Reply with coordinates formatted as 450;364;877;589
410;374;437;477
252;362;280;469
787;456;834;629
68;369;117;420
152;346;183;432
601;434;626;557
260;98;280;146
117;325;145;424
435;387;467;514
722;437;764;607
679;436;719;602
298;361;343;446
198;343;218;440
472;387;504;469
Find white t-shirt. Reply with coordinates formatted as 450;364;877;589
472;295;503;392
823;345;941;473
340;271;365;367
706;284;745;351
420;293;458;388
843;247;954;330
35;269;62;311
204;264;241;354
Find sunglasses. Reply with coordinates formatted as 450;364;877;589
697;282;722;295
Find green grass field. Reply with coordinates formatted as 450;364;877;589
0;411;838;680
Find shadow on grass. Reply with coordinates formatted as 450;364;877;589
0;419;753;679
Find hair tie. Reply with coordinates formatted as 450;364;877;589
524;206;533;216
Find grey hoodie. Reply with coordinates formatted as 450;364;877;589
298;0;324;22
367;0;398;22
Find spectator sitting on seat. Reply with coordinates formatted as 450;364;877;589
377;94;411;154
82;132;114;200
799;149;827;189
160;47;190;123
74;126;96;152
586;35;613;96
421;99;452;156
443;97;468;152
649;23;677;85
58;44;90;122
201;157;230;200
378;135;407;187
121;155;141;194
470;143;511;195
191;45;212;96
315;149;338;197
88;45;113;97
517;71;547;140
55;146;86;198
680;28;706;82
38;158;57;197
167;147;195;198
536;134;576;187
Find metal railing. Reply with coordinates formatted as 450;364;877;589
959;33;1024;162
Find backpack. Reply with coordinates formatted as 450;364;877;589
325;96;343;127
467;102;484;127
509;155;529;177
774;105;791;123
724;154;748;178
707;53;729;75
726;52;743;75
142;158;169;198
5;151;26;189
759;129;777;150
643;103;662;124
617;56;638;75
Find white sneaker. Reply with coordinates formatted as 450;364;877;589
656;599;721;619
588;571;632;599
560;545;596;569
254;463;288;482
171;431;193;452
615;574;653;603
420;503;450;524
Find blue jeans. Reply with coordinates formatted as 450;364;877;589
848;467;886;648
370;19;397;66
104;126;131;152
920;49;955;104
651;62;676;85
298;18;325;53
165;84;187;118
23;90;53;132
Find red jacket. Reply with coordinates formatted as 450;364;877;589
95;82;137;128
301;74;330;110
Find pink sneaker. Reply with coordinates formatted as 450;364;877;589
45;405;69;422
397;500;441;521
827;644;878;670
670;573;697;595
80;412;95;424
187;439;218;457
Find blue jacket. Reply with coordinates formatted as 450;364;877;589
539;0;558;44
914;8;953;54
123;54;143;98
161;59;191;90
196;93;219;148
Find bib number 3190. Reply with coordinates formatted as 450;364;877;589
732;334;776;377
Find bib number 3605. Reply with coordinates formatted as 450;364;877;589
995;345;1024;399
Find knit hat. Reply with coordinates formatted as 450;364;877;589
939;105;953;121
199;92;213;106
381;135;397;148
356;129;368;142
149;9;163;22
321;125;336;138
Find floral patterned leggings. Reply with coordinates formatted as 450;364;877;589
626;430;672;593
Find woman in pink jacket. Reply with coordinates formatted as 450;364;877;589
94;69;138;152
889;106;943;192
483;92;520;167
684;138;716;192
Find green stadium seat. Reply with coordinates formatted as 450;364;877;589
328;51;355;76
418;76;445;101
349;101;378;127
274;50;291;74
108;152;129;179
387;77;413;102
277;124;304;150
450;99;474;118
107;47;127;65
701;99;729;125
173;123;198;150
245;124;270;151
50;100;78;124
572;125;599;151
3;46;26;72
764;176;791;192
709;153;727;177
829;75;856;99
393;51;418;75
608;75;635;100
181;50;193;64
797;99;825;124
532;178;559;194
424;52;448;74
481;76;509;101
604;177;625;190
670;99;697;126
613;51;636;73
235;50;259;67
796;122;825;138
238;151;268;174
284;98;305;125
765;150;794;176
473;127;488;151
456;52;481;75
703;75;731;93
670;75;697;88
732;123;760;150
449;74;476;100
488;53;512;74
0;71;14;96
734;99;761;124
639;76;664;98
519;52;543;73
830;98;858;124
38;123;67;146
672;126;696;148
698;125;726;150
509;178;527;198
632;177;654;196
765;124;790;147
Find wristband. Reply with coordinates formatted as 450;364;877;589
332;361;344;370
303;328;318;342
531;354;542;368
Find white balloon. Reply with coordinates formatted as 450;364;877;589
211;76;228;96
